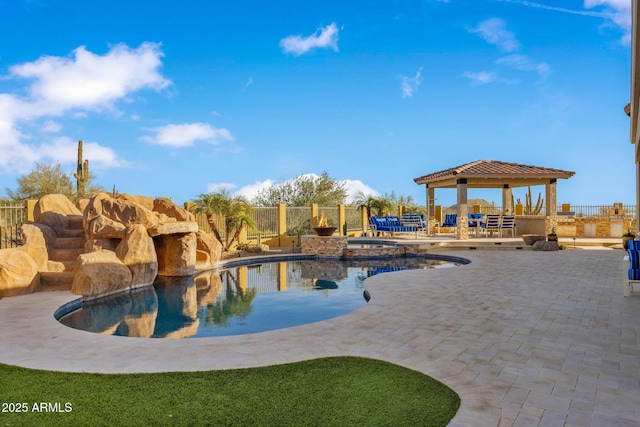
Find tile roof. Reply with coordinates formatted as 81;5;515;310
414;160;575;184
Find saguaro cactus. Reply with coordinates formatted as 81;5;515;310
73;139;89;198
517;186;543;215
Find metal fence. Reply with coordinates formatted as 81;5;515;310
248;207;278;240
345;206;362;231
0;204;25;248
285;207;311;236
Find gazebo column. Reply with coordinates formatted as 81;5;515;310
456;179;469;240
425;185;435;234
502;184;513;214
545;179;558;235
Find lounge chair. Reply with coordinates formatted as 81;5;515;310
500;215;516;237
401;213;427;233
482;214;501;237
624;240;640;296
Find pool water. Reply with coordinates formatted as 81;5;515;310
58;256;464;338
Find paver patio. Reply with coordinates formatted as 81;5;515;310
0;249;638;426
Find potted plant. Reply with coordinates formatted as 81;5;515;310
547;226;558;242
623;218;636;250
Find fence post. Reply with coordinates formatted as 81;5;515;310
277;204;287;246
25;200;37;223
311;204;319;227
338;204;346;236
361;207;369;237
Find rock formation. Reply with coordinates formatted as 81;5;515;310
0;193;223;300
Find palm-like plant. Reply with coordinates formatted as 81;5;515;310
352;191;377;218
190;190;255;251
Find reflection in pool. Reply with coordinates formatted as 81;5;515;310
58;256;464;338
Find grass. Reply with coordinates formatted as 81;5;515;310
0;356;460;427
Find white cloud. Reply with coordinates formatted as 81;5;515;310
0;42;170;173
462;71;500;85
206;182;239;193
38;136;127;169
41;120;61;133
9;42;171;116
244;77;254;91
234;179;276;200
280;23;339;56
496;54;551;81
141;122;234;147
342;179;379;203
397;68;423;98
469;18;520;52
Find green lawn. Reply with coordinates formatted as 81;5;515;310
0;356;459;427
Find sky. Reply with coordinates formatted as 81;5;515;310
0;0;634;207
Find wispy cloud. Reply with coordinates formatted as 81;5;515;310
469;18;520;52
496;54;551;81
462;71;500;85
280;23;339;56
500;0;631;43
397;68;423;98
243;77;253;91
141;122;234;147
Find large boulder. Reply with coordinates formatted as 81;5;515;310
86;215;127;239
84;193;160;233
153;197;195;222
154;233;197;276
0;249;40;297
115;224;158;287
148;221;199;237
19;223;52;271
195;230;223;270
72;250;133;300
33;194;82;234
118;193;155;211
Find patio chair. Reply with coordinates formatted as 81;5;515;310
482;214;501;237
624;240;640;296
440;214;457;234
467;213;484;236
500;215;516;237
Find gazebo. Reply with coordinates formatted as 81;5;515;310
413;160;575;239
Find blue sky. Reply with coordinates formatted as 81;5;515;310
0;0;634;207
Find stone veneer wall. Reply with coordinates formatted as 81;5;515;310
301;235;347;257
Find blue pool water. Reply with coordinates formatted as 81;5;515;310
58;256;466;338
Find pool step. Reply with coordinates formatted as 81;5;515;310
39;271;73;291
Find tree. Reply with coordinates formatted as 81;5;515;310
352;191;377;217
252;172;347;206
5;162;75;201
190;190;255;251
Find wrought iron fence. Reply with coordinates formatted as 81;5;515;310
248;207;278;240
345;206;362;231
286;207;311;236
0;204;25;248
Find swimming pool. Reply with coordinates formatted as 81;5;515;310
57;255;467;338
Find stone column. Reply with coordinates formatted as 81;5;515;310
311;204;319;228
456;179;469;240
502;185;513;214
426;185;435;235
545;179;558;235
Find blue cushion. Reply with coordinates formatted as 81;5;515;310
629;249;640;269
628;240;640;251
629;269;640;280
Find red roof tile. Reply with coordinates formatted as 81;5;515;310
414;160;575;184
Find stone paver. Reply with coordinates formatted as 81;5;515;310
1;249;639;426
